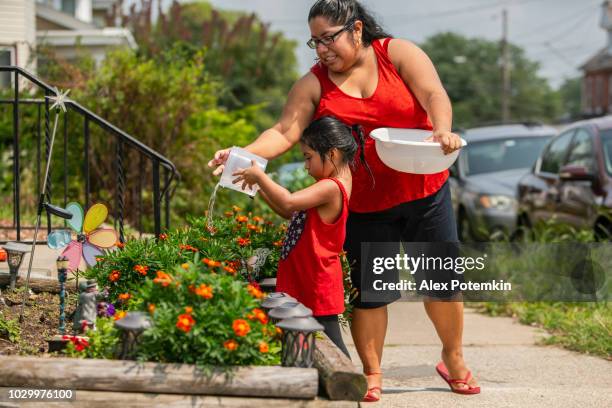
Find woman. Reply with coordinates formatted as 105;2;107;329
209;0;479;401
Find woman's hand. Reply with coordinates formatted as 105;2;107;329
425;130;463;155
232;160;264;191
207;148;231;176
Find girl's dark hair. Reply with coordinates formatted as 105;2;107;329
308;0;392;47
301;116;375;188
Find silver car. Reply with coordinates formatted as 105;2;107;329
450;123;557;241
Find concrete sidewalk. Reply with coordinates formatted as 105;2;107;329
342;303;612;408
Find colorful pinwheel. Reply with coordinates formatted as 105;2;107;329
47;202;118;271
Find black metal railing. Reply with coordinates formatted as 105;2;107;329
0;66;180;243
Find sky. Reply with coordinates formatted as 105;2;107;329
197;0;606;89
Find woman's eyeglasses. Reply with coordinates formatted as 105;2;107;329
307;22;354;49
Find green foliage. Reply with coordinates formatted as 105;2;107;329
0;311;20;343
478;302;611;358
65;318;119;359
115;0;298;128
557;77;583;120
136;260;280;367
420;32;562;128
87;209;285;306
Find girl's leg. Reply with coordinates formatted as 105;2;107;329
350;305;388;390
315;315;351;358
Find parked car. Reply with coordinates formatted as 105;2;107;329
517;116;612;240
450;123;557;241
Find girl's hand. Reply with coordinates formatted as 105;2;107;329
425;130;463;155
232;160;264;191
207;148;231;176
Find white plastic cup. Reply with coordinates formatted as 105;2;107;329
219;147;268;197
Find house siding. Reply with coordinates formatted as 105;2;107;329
0;0;36;70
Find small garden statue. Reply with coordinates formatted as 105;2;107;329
73;279;101;333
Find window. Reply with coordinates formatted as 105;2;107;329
601;130;612;176
0;49;13;89
463;136;552;176
61;0;76;15
566;129;595;173
539;131;574;174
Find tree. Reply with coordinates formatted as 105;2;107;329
557;77;582;120
420;32;561;128
112;0;298;129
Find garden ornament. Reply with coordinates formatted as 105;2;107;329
18;87;75;323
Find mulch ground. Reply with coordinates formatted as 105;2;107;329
0;288;77;355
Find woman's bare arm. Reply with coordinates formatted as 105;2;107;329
208;72;320;175
386;39;462;154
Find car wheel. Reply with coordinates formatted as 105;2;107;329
512;214;531;242
457;209;472;242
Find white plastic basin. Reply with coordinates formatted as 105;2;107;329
370;128;467;174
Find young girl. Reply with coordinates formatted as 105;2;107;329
232;116;372;357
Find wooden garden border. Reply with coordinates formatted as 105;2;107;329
0;356;318;399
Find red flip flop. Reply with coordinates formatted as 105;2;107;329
363;372;382;402
436;361;481;395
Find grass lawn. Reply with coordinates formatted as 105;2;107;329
476;302;611;359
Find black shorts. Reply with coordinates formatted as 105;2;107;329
344;181;461;308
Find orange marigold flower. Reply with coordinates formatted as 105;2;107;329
236;237;251;247
232;319;250;337
179;244;198;252
176;313;195;333
223;265;237;275
236;215;248;223
148;304;156;314
118;293;131;301
95;257;103;263
247;224;258;231
232;205;242;213
224;211;234;218
133;265;149;276
194;284;213;299
259;342;269;353
116;241;125;249
153;270;173;287
159;233;168;240
114;310;127;321
181;263;190;270
224;339;238;351
252;216;264;223
273;240;283;247
109;270;121;282
188;284;195;293
184;306;193;314
247;283;264;299
253;308;268;324
202;258;221;268
227;260;241;270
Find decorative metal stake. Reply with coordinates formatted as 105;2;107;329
18;88;72;323
56;256;69;334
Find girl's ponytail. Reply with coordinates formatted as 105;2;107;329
351;124;375;189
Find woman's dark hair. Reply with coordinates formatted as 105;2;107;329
301;116;375;188
308;0;391;47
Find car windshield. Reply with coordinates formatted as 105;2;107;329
463;136;552;176
602;129;612;176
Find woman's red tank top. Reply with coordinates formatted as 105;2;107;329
311;38;448;213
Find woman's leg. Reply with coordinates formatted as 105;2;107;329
315;315;351;358
403;182;478;390
424;300;478;389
